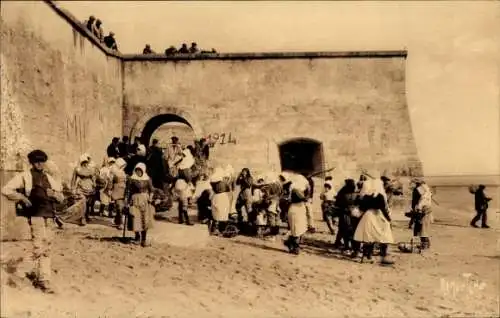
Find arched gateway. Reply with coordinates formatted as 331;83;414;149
126;106;203;146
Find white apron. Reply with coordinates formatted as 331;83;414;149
211;192;230;222
287;202;308;237
354;209;394;244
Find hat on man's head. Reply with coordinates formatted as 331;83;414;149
28;150;48;164
411;177;425;184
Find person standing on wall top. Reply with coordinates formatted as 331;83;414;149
107;137;120;159
94;19;104;42
178;43;189;54
165;46;178;56
103;32;118;51
143;44;155;54
471;184;492;229
1;150;65;294
84;15;96;33
189;42;199;54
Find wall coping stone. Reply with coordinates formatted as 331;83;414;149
121;50;407;61
45;1;407;62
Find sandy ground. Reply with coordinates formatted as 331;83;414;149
1;187;499;318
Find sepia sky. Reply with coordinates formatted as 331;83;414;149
59;1;500;176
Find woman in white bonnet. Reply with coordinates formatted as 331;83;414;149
110;158;128;228
127;162;155;247
352;176;395;265
97;157;116;216
71;154;97;226
279;172;309;255
209;167;232;235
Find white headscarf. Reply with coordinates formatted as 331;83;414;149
110;158;127;176
416;182;432;209
137;144;147;157
280;171;309;192
131;162;149;181
223;164;234;179
258;171;280;185
100;158;116;178
210;167;225;183
193;178;212;200
78;154;90;166
360;178;387;201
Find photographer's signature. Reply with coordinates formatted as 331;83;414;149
440;273;487;298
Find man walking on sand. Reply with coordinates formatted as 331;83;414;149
471;184;492;229
1;150;65;293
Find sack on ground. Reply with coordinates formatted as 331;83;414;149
57;198;86;225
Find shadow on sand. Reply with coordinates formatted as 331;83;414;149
432;221;472;229
84;235;135;244
0;238;31;243
473;254;500;260
299;237;356;262
229;235;361;263
229;239;288;254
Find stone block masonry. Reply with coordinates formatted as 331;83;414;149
123;56;422;182
1;1;122;239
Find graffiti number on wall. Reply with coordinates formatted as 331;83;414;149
207;133;237;147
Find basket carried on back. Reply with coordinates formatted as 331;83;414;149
468;185;478;194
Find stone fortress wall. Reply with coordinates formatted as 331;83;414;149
0;0;421;238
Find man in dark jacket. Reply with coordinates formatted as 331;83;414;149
103;32;118;51
471;185;492;228
305;175;316;233
146;139;167;189
118;136;129;158
1;150;64;293
106;137;120;158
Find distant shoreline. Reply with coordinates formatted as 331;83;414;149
423;175;500;187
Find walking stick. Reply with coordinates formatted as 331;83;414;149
120;206;129;243
122;213;127;238
307;167;336;179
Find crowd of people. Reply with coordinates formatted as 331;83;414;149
80;15;219;56
82;15;118;51
142;42;218;56
1;141;494;293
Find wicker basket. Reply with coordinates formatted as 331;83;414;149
468;185;478;194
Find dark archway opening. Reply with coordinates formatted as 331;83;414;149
278;138;325;177
139;114;194;147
